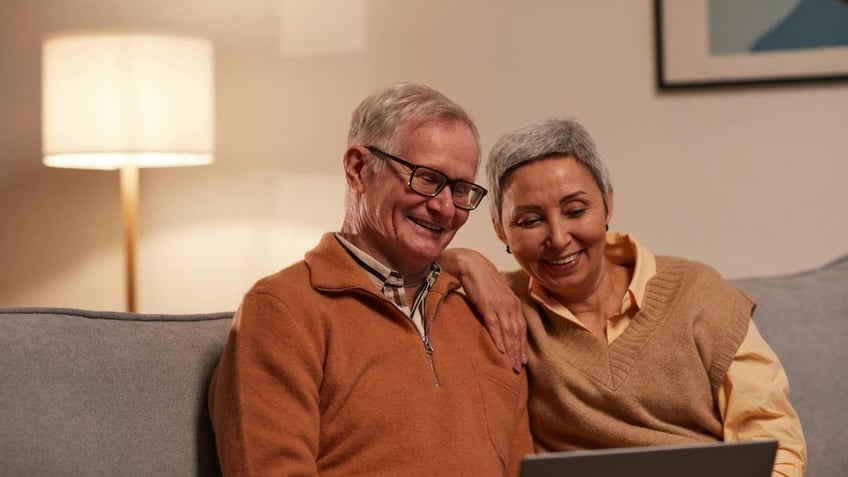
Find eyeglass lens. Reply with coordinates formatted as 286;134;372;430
409;168;482;210
367;146;487;210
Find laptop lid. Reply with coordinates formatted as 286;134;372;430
519;440;777;477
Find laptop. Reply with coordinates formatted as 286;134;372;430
519;440;777;477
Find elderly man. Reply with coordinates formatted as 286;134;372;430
208;83;533;477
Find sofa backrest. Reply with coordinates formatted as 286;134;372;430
732;254;848;477
0;307;232;476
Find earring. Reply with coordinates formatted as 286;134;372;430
506;245;512;254
605;224;609;231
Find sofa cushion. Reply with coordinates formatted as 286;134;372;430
2;254;845;477
732;254;848;477
0;307;232;476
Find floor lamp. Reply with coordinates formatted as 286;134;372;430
41;31;215;312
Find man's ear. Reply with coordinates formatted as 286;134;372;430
343;146;369;193
492;215;508;245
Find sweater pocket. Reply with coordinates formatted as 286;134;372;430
471;358;522;469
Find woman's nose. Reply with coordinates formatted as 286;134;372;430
546;217;570;249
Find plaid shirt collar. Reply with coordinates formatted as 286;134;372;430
334;233;441;312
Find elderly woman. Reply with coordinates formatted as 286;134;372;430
446;118;807;477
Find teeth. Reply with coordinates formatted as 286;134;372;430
410;217;440;231
549;252;578;265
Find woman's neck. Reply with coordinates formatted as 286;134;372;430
554;261;631;337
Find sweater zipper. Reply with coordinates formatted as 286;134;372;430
423;302;441;388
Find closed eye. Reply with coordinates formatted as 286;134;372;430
416;170;442;184
515;217;543;228
565;208;587;218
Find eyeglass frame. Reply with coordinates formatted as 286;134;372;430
365;145;488;211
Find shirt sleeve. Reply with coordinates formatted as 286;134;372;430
717;321;807;477
208;290;323;476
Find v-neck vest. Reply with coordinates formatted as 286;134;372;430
511;256;752;452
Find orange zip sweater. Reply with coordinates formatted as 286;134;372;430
209;233;533;476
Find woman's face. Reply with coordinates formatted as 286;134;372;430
496;155;612;302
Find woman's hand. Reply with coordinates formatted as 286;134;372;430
440;248;527;371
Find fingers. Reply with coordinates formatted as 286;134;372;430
482;310;525;372
520;331;528;366
499;310;527;372
478;293;528;372
510;316;528;366
483;313;507;354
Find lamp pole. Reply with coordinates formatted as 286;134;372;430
120;165;138;313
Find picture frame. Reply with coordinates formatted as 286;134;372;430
655;0;848;89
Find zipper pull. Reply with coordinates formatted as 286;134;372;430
423;335;434;354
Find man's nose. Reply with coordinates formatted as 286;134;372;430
427;185;456;215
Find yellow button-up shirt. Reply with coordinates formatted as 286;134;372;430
528;232;807;477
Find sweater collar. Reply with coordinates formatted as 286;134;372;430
305;232;458;296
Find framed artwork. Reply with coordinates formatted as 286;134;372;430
655;0;848;88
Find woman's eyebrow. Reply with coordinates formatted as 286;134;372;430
512;191;588;213
559;191;587;205
511;204;542;215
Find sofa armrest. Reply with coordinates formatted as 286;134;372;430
732;255;848;477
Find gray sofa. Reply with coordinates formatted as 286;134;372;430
1;254;846;476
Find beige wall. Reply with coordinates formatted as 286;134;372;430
1;0;847;313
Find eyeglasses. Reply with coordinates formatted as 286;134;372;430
366;146;488;211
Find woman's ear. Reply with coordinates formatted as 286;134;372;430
491;215;508;245
605;189;615;226
343;146;368;193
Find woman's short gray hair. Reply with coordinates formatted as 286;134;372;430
486;118;612;225
347;82;480;162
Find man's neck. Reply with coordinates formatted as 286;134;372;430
336;231;431;286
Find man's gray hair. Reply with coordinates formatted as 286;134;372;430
486;118;612;225
347;82;480;161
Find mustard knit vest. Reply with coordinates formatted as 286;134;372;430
512;256;753;452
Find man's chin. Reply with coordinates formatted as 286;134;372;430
403;241;447;266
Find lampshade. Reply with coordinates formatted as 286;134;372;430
42;31;214;169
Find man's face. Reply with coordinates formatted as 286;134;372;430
352;120;479;276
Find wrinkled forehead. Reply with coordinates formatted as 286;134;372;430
397;120;481;175
396;118;480;155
